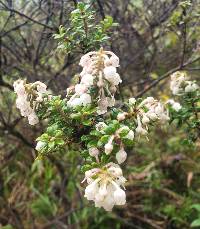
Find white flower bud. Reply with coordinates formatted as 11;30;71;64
142;115;150;124
79;54;92;67
13;80;26;95
104;66;117;78
89;147;99;157
84;181;98;200
35;141;46;151
167;100;182;112
81;74;94;86
75;84;87;95
110;55;119;67
104;68;122;85
185;82;199;93
126;130;134;140
97;80;104;88
116;149;127;164
135;125;147;135
117;112;126;121
28;113;39;125
80;93;92;106
129;97;136;105
146;112;157;120
35;81;47;93
95;122;107;132
105;143;113;155
36;93;43;102
113;188;126;205
110;85;117;93
68;98;82;107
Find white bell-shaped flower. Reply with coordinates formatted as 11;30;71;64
113;187;126;205
81;74;94;86
36;141;46;151
89;147;99;157
116;149;127;164
28;112;39;125
80;93;92;106
75;84;88;95
105;143;113;155
126;130;134;140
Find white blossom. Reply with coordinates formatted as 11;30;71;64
35;81;47;93
105;142;113;155
28;112;39;125
13;80;26;96
135;115;148;135
89;147;99;157
185;81;199;93
104;66;117;78
167;99;182;112
170;71;186;95
110;55;119;67
75;84;88;95
83;163;126;211
117;112;127;121
68;97;82;107
126;130;134;140
13;80;48;125
79;54;92;67
80;93;92;106
129;97;136;105
36;141;46;151
95;122;107;132
113;187;126;205
116;149;127;164
81;74;94;86
141;115;150;125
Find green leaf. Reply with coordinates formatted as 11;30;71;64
104;126;115;134
191;204;200;212
90;130;101;136
81;164;92;173
81;135;92;142
99;135;110;144
122;138;134;146
48;141;55;149
55;139;65;145
87;140;97;148
191;219;200;227
82;119;92;126
119;129;129;137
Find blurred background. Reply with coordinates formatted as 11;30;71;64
0;0;200;228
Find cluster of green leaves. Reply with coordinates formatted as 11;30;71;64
36;95;100;159
169;89;200;144
53;2;117;53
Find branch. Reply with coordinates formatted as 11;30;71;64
136;56;200;98
96;0;105;19
0;1;55;31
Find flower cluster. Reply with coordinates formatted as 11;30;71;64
83;163;126;211
88;124;133;165
168;71;200;142
13;80;47;125
67;48;122;114
170;71;199;95
117;97;169;136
